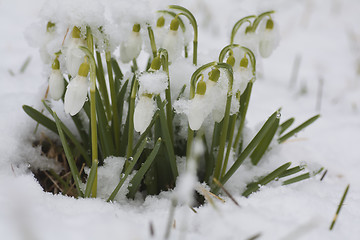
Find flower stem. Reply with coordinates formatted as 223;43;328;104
221;114;237;178
147;26;157;58
230;15;256;44
169;5;198;65
126;79;138;165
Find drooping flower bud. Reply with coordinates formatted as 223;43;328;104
134;94;156;134
196;79;207;95
239;56;249;68
64;62;89;116
150;56;161;71
65;26;86;77
157;16;165;28
120;24;143;63
208;68;220;83
258;18;280;58
226;55;235;67
49;58;64;101
170;17;180;31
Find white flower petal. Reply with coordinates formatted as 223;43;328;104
134;95;156;134
258;23;280;58
49;69;64;101
162;30;182;62
64;75;89;116
65;38;86;76
120;32;142;63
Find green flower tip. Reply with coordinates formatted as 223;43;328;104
266;19;274;30
51;58;60;70
46;21;55;32
78;62;90;77
196;79;206;95
209;68;220;82
157;16;165;28
150;57;161;70
72;26;81;38
226;55;235;67
142;93;153;98
240;57;249;68
133;24;141;33
245;25;252;34
170;17;179;31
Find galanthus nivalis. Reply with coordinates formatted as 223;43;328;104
48;58;64;101
64;62;89;116
162;17;182;62
120;24;142;63
258;18;280;58
65;26;86;77
134;94;156;134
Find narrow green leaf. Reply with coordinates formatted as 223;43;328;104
127;138;162;199
42;101;91;167
107;137;148;202
242;162;291;197
23;105;57;133
96;89;115;157
111;57;123;82
96;51;111;120
71;114;89;151
250;117;279;165
278;166;304;178
330;184;350;230
85;159;98;197
278;115;320;143
220;110;279;188
279;118;295;135
176;84;187;100
156;96;178;178
53;112;83;197
282;172;310;185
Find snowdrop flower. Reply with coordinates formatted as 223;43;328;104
65;26;86;77
134;57;166;134
239;26;259;55
134;94;156;134
48;58;64;101
206;68;226;123
234;56;252;93
64;62;89;116
39;22;56;64
120;24;142;63
258;19;280;58
188;79;208;130
154;16;167;48
162;17;182;62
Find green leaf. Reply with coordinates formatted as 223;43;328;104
42;101;91;166
278;165;304;178
279;118;295;135
278;115;320;143
282;172;310;185
250;116;279;165
220;110;279;188
96;89;115;157
107;137;148;202
127;138;162;199
242;162;291;197
53;112;83;197
23;105;57;134
111;57;123;82
156;96;178;179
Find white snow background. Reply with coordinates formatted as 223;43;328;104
1;0;360;239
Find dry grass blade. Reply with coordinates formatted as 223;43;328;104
213;178;240;207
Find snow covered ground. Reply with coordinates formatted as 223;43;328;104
1;0;359;239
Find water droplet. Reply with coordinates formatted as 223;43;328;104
120;173;125;178
128;157;134;162
85;97;89;101
276;112;281;119
274;177;279;181
146;137;151;143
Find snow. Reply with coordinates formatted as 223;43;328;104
1;0;360;239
